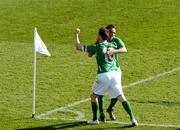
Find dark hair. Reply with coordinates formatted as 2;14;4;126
106;24;115;29
98;27;109;40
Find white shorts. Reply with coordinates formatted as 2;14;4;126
92;69;124;99
117;67;122;83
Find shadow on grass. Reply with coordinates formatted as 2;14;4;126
85;125;135;130
16;121;87;130
130;99;180;107
16;121;135;130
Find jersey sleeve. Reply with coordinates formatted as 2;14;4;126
108;42;118;49
114;37;125;49
83;44;96;55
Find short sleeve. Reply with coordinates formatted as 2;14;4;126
83;44;96;54
108;42;118;49
114;37;125;49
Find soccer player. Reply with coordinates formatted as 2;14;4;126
89;24;128;121
98;24;127;121
74;27;138;126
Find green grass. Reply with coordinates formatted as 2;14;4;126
0;0;180;130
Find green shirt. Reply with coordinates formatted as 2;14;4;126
83;44;96;55
83;41;117;74
109;37;125;68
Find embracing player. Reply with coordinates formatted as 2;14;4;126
89;24;130;122
98;24;127;121
74;27;138;126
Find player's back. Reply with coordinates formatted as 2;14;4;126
95;41;117;74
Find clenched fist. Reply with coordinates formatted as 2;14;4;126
75;28;80;34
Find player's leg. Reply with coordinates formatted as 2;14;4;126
98;95;104;113
88;72;110;124
98;95;105;122
106;68;121;120
106;98;117;120
90;93;98;122
117;95;138;126
110;71;138;126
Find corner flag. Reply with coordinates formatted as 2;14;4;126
32;28;51;118
34;28;51;56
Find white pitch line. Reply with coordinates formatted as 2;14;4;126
36;116;85;121
36;98;90;118
36;109;85;121
36;66;180;118
35;117;180;128
123;66;180;89
36;66;180;128
107;121;180;128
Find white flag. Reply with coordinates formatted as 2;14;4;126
34;28;51;56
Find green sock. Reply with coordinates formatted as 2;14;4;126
108;98;118;109
122;101;135;120
91;102;98;121
98;95;104;113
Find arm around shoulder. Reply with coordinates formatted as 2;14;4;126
116;46;127;54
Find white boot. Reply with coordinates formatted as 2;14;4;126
131;118;138;126
87;120;99;125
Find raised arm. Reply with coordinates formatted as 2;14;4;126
75;28;97;57
75;28;83;51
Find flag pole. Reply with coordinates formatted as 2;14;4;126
32;27;37;118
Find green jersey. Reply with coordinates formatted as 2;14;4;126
109;36;125;68
83;44;96;55
83;41;117;74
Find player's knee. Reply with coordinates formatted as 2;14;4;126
90;94;96;102
117;95;127;102
90;93;97;103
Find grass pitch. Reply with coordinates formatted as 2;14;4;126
0;0;179;130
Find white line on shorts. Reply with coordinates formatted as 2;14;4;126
36;66;180;128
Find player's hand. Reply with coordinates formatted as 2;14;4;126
75;28;80;34
106;48;115;57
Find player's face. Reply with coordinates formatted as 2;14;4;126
108;28;116;40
